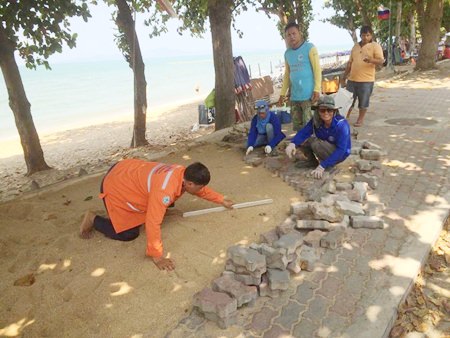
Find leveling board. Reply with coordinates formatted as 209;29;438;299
182;199;273;217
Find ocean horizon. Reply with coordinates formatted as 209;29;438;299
0;44;352;142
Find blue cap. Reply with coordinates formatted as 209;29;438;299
255;100;268;112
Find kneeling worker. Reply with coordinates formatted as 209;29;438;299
246;100;286;156
80;159;233;271
285;95;351;179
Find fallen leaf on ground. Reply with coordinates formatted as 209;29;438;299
14;273;35;286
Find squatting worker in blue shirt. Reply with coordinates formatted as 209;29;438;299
285;95;351;179
246;100;286;156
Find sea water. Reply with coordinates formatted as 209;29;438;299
0;46;350;141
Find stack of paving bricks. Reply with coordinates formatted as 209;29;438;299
193;140;387;329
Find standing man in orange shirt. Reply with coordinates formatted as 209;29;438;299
344;26;385;127
79;159;233;271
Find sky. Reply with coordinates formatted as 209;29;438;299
48;0;354;63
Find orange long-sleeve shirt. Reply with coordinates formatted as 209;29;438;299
99;159;224;258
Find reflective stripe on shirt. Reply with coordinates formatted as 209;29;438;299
147;163;165;192
126;202;144;213
161;165;181;190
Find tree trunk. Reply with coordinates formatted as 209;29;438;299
355;0;372;27
350;30;358;44
208;0;235;130
416;0;444;70
0;28;51;175
409;11;416;52
115;0;148;147
395;1;402;42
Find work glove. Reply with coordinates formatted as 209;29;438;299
246;146;254;155
285;143;297;158
264;145;272;154
311;165;325;179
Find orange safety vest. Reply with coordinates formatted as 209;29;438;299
99;159;224;258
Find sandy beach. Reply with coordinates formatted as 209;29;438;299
0;98;217;202
0;85;303;337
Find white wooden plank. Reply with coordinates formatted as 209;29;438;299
182;199;273;217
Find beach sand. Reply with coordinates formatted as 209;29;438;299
0;90;299;337
0;98;216;202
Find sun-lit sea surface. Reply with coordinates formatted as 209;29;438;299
0;45;351;141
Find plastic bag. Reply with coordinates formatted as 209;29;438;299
332;88;354;117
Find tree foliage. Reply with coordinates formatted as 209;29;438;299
0;0;91;175
0;0;91;70
257;0;313;40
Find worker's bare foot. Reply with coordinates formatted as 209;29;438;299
79;211;96;239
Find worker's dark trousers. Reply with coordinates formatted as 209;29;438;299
93;163;140;242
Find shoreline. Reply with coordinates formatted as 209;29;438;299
0;95;206;159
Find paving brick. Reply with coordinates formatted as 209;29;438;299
329;291;358;317
259;244;288;270
290;201;314;218
320;193;350;206
233;272;263;286
260;228;279;245
335;200;365;216
298;245;320;272
276;215;299;235
248;306;278;333
178;308;206;330
258;274;281;298
292;318;318;338
336;182;353;191
292;280;316;304
225;259;266;277
273;300;305;330
316;276;343;299
273;232;304;255
301;294;332;324
193;287;237;318
262;324;292;338
320;229;346;249
355;173;379;189
351;216;384;229
211;276;257;308
363;202;386;216
227;245;266;272
351;182;369;202
309;202;344;222
267;268;290;290
362;140;382;150
360;149;382;160
303;229;327;248
203;310;237;329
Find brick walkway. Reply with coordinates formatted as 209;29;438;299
165;64;450;338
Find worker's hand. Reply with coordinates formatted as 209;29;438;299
222;199;234;209
285;143;297;159
264;145;272;154
311;91;320;103
246;146;254;156
311;165;325;179
277;95;285;107
152;256;175;271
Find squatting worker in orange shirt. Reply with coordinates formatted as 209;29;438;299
79;159;234;271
